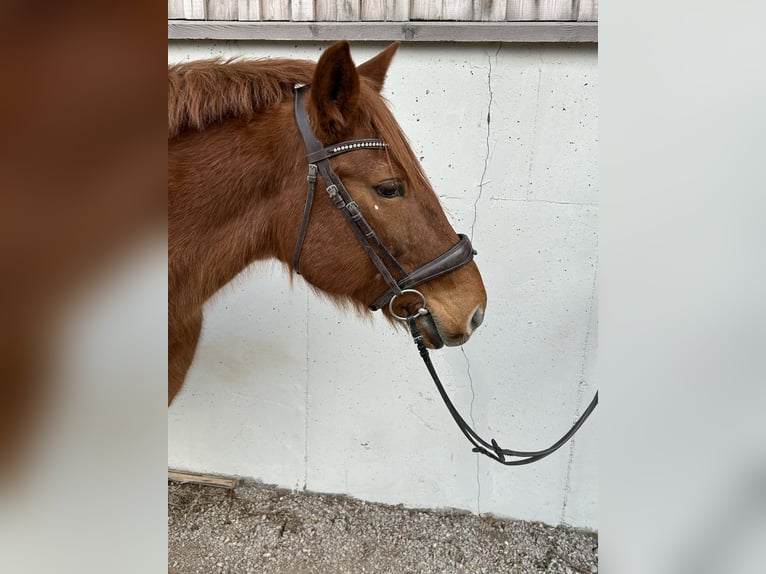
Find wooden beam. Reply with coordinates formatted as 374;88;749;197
168;470;238;489
167;20;598;42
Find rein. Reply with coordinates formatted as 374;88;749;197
292;85;598;466
407;316;598;465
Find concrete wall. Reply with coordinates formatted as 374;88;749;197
168;41;598;529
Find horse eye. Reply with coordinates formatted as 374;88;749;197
373;180;404;199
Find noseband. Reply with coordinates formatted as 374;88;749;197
292;85;597;466
292;85;475;314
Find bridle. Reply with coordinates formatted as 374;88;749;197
292;85;476;315
292;85;598;466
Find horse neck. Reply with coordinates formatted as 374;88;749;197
168;104;305;308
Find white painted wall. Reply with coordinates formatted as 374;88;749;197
168;41;598;529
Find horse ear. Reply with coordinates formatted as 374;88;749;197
357;41;400;92
310;40;360;141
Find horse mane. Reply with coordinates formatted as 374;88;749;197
168;58;314;139
168;55;431;199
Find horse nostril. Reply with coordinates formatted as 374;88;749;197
470;305;484;332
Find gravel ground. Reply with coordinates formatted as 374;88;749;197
169;480;597;574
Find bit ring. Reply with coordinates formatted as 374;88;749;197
389;289;429;321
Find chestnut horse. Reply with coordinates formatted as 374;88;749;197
168;41;487;404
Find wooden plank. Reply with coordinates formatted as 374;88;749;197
339;0;361;21
473;0;508;22
207;0;237;20
292;0;315;21
317;0;361;21
168;470;238;489
361;0;386;21
316;0;333;20
168;0;185;19
237;0;261;20
386;0;409;21
538;0;573;21
443;1;473;21
507;0;575;21
577;0;598;21
182;0;207;19
261;0;289;20
411;0;443;21
168;20;598;42
506;0;536;21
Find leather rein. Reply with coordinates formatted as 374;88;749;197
292;85;598;466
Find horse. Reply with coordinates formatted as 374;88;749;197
168;40;487;404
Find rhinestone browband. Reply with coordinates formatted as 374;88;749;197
330;141;388;154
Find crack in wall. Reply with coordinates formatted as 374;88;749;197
407;406;437;432
460;346;481;514
469;44;502;242
466;44;502;515
559;266;598;524
490;197;597;207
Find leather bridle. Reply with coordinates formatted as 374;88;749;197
292;85;476;316
292;85;598;466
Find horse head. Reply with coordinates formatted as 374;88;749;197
289;41;487;348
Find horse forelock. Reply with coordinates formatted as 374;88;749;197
167;58;314;140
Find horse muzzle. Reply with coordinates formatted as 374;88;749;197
420;304;485;348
